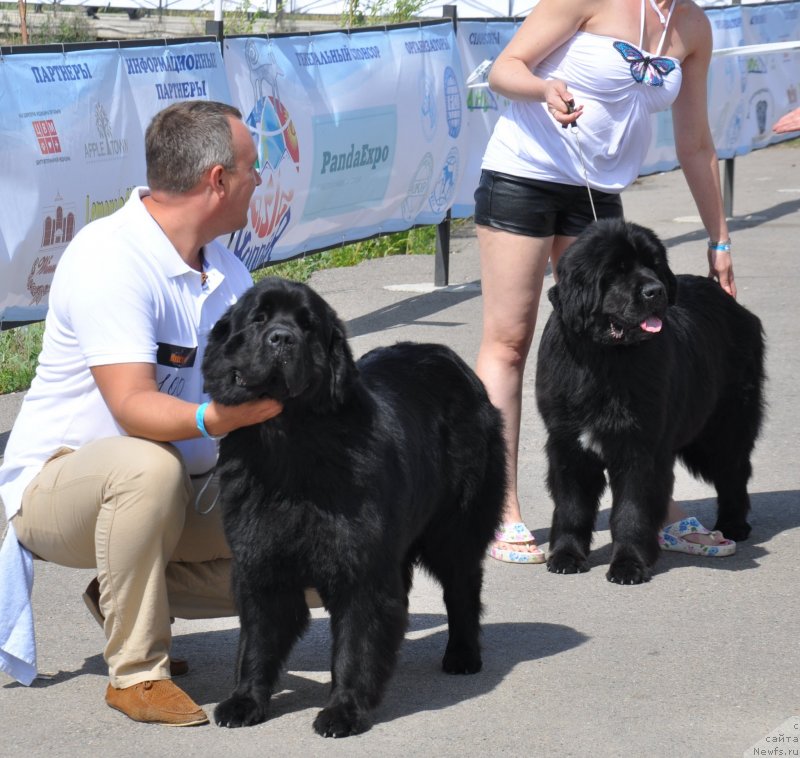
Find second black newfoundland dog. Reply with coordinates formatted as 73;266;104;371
202;277;506;736
536;219;764;585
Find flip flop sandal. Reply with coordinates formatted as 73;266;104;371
488;522;546;564
658;516;736;557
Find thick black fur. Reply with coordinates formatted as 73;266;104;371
535;219;765;585
202;277;506;736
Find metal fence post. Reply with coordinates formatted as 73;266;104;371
434;4;458;287
435;209;451;286
205;19;224;39
723;158;735;218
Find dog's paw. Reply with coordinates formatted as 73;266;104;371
442;642;482;675
313;702;372;738
606;557;652;585
546;550;590;575
214;693;268;728
714;519;751;542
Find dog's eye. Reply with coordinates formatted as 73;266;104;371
252;310;269;324
296;308;314;331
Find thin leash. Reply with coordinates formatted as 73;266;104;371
563;100;598;222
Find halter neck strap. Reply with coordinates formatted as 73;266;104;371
639;0;677;55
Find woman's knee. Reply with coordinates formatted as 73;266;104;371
480;328;535;368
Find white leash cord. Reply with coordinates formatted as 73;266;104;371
194;469;220;515
564;100;598;222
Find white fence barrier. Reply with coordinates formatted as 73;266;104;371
1;3;799;325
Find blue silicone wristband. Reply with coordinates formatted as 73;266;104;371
195;402;218;440
707;240;731;252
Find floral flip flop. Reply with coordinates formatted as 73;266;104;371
658;516;736;557
488;522;546;564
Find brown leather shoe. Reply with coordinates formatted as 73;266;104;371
83;578;189;677
105;680;208;726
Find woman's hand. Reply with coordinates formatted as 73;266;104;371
707;247;736;298
545;79;582;127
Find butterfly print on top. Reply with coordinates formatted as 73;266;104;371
613;41;677;87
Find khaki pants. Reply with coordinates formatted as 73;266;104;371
11;436;236;689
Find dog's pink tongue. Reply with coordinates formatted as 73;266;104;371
640;316;662;333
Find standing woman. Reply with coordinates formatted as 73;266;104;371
476;0;737;563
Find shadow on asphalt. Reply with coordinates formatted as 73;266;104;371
529;489;800;579
4;611;587;730
661;197;800;249
345;282;482;338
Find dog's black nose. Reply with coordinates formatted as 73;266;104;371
641;281;664;301
267;328;295;347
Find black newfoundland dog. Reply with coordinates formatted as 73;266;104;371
535;219;764;585
202;277;506;736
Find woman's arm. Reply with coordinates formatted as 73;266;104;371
487;0;593;125
671;9;736;297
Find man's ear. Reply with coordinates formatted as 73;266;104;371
208;164;226;196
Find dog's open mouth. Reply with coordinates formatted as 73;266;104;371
232;369;282;399
232;367;310;402
609;316;663;340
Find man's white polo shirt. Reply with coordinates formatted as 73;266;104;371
0;187;253;521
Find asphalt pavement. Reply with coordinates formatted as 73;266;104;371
1;141;798;758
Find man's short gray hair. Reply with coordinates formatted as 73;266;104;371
145;100;244;193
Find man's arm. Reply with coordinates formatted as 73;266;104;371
91;363;282;440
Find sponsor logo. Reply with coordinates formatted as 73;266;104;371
27;255;58;306
41;194;76;248
402;152;434;223
85;187;134;224
84;104;129;162
429;147;459;214
32;119;61;155
467;87;498;112
420;73;437;141
320;143;390;174
156;343;197;368
746;56;768;74
231;40;302;270
444;67;462;139
27;192;75;305
304;105;396;221
31;117;71;165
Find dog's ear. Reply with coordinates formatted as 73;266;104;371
202;309;233;398
663;265;677;305
550;258;597;335
208;308;232;346
327;310;357;406
649;233;677;305
547;283;561;313
658;258;678;305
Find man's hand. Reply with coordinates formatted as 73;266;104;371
91;363;283;441
201;398;283;438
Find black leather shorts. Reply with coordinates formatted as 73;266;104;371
474;169;623;238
